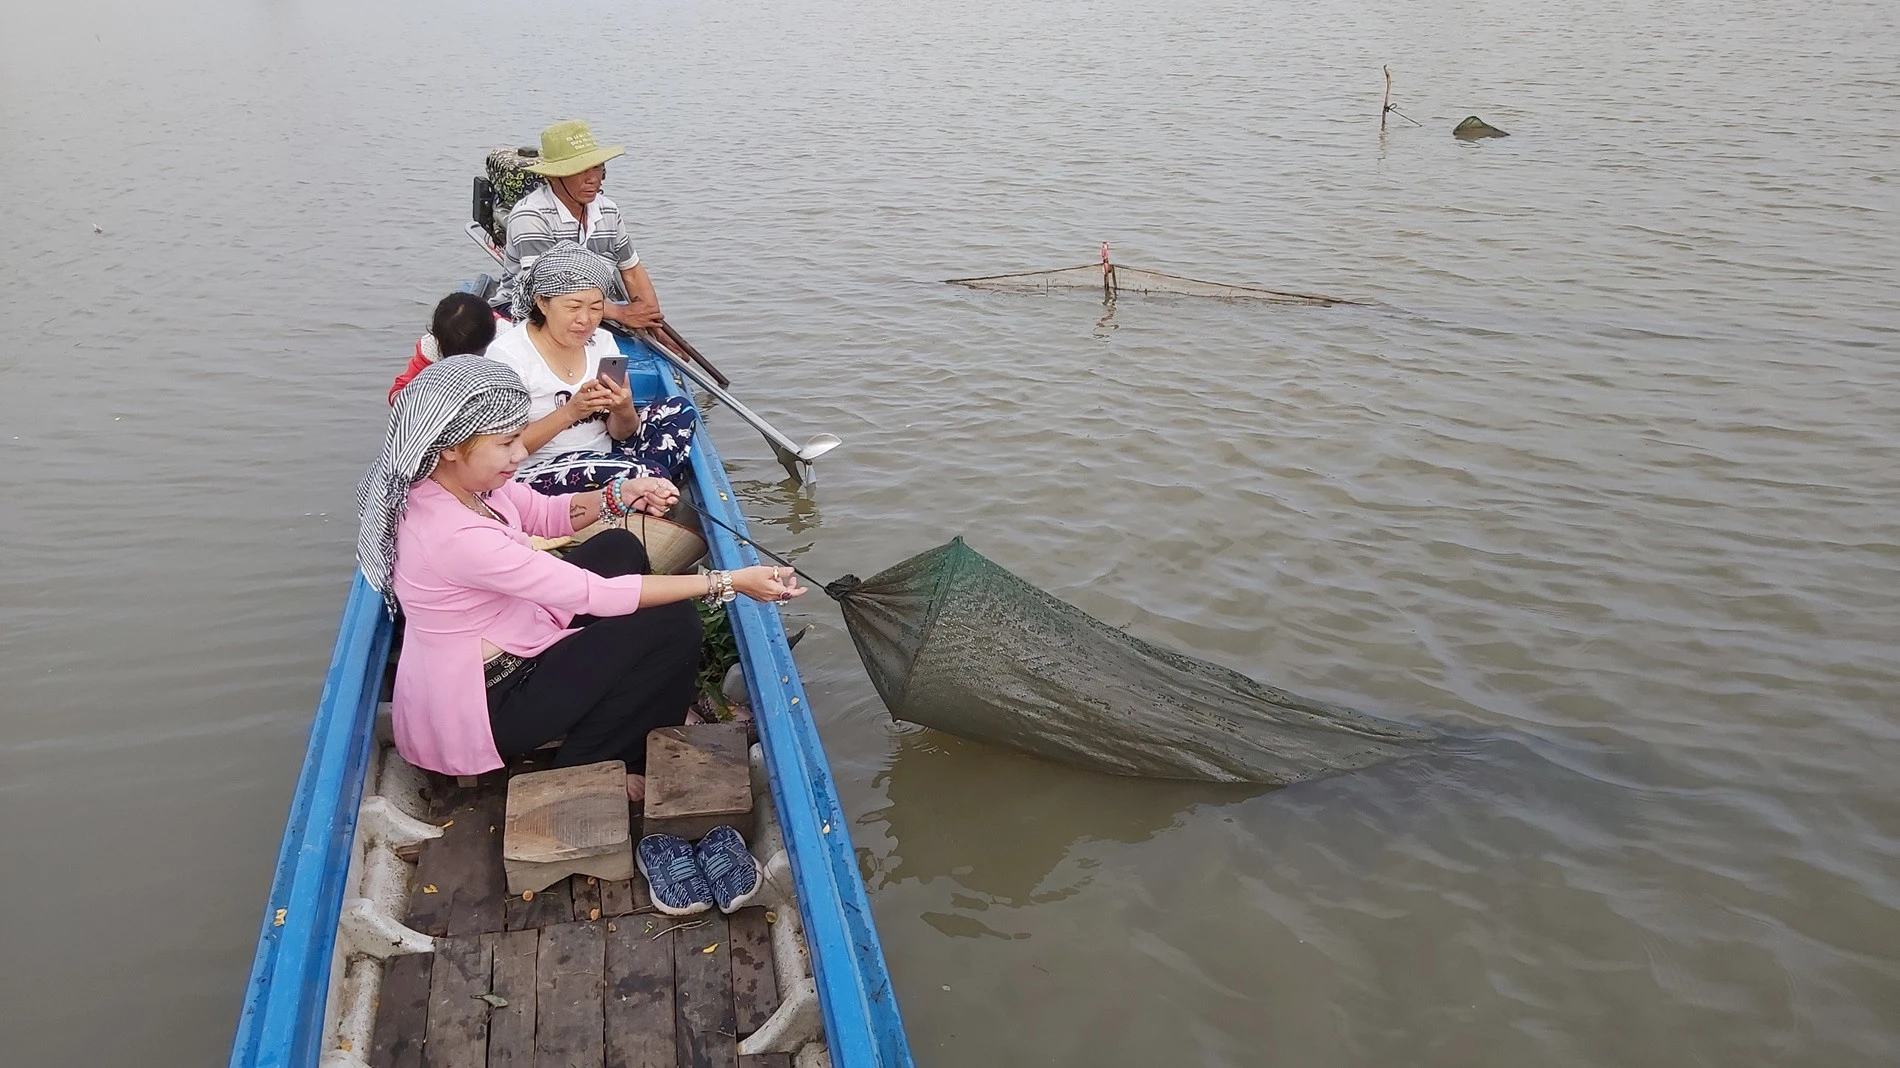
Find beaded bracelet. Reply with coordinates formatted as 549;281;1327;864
601;475;629;522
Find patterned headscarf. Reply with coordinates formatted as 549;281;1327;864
356;355;531;610
510;239;622;320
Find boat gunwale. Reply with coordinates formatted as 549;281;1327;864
624;332;914;1068
227;573;393;1068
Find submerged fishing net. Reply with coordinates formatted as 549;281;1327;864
946;258;1360;306
825;538;1432;785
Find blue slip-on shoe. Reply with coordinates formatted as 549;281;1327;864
637;833;713;917
694;825;763;914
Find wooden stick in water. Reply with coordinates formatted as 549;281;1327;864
1382;66;1392;130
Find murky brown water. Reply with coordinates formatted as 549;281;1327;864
4;0;1898;1063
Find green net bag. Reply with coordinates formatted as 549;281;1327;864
827;539;1433;785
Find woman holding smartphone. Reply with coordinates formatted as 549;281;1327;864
358;356;802;802
483;241;697;494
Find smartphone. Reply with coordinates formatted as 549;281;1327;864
596;356;628;386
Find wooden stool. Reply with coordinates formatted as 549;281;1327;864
502;760;636;896
644;723;753;841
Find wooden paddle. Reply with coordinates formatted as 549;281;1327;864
655;321;731;388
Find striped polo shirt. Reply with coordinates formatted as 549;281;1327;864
496;184;640;307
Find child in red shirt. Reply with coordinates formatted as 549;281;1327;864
388;293;505;404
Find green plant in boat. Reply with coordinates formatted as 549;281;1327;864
695;599;741;720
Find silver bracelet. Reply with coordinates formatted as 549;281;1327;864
703;570;738;604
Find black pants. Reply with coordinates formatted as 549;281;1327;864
487;529;702;773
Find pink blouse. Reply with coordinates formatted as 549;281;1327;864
388;479;644;775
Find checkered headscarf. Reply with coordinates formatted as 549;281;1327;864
356;355;531;611
510;240;621;320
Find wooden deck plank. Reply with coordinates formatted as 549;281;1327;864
601;811;654;916
573;875;604;922
673;910;737;1068
644;724;753;842
423;934;495;1068
729;906;789;1068
368;953;432;1068
726;908;779;1038
487;929;539;1068
535;921;607;1068
600;878;639;917
409;792;507;937
425;768;510;820
604;920;676;1068
507;876;576;931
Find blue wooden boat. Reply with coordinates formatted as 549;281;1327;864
228;331;913;1067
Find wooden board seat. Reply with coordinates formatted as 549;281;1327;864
644;724;754;842
504;760;636;896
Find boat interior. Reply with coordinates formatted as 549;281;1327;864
327;366;826;1067
341;730;819;1068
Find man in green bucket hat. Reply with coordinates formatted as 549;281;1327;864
497;119;663;329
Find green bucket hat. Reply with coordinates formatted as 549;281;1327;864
524;120;627;177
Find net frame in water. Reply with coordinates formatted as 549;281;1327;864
946;244;1362;307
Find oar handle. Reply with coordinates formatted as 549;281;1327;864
657;321;732;388
608;321;732;389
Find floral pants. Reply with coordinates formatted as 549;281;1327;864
521;398;697;494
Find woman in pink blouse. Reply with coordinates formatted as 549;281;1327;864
357;357;803;801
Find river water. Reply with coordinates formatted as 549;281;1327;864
3;0;1897;1063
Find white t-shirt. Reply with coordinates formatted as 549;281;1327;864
484;322;620;472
